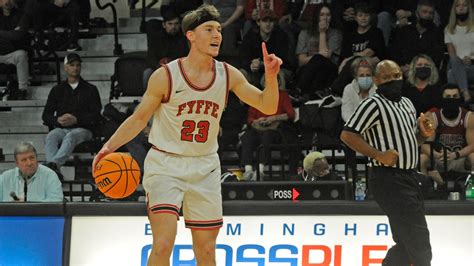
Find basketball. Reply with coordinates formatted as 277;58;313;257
93;153;141;199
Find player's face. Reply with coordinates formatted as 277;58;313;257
15;151;38;178
189;21;222;57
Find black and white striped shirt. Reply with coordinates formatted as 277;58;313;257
344;93;418;169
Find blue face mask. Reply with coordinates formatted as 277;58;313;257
357;77;373;90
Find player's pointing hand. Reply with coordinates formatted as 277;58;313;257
262;42;282;77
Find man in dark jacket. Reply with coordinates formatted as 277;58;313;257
0;0;29;100
42;53;102;174
143;8;188;89
389;0;444;75
239;9;291;87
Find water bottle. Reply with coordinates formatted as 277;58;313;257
465;173;474;200
355;179;366;201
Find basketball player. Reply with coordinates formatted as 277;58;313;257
93;4;282;266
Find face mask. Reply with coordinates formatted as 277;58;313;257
418;17;434;29
357;77;373;90
441;98;462;119
377;80;404;102
415;67;431;80
456;13;469;22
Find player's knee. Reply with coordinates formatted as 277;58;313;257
194;241;216;259
151;238;174;257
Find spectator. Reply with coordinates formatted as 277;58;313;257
445;0;474;103
341;57;376;122
21;0;81;51
295;3;342;99
143;9;188;89
218;92;247;156
241;75;296;180
0;0;29;100
302;151;344;181
402;54;442;116
0;142;63;202
420;84;474;185
42;53;102;177
239;9;291;87
102;103;151;173
377;0;419;46
242;0;290;36
330;0;380;31
203;0;245;57
331;2;385;95
389;0;444;75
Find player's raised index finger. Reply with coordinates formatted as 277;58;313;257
261;42;268;59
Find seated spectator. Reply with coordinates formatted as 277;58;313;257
218;92;247;156
143;9;188;89
295;3;342;99
0;142;63;202
42;53;102;176
301;151;344;181
239;9;291;87
445;0;474;103
331;2;385;95
420;84;474;185
341;57;376;122
330;0;381;31
389;0;444;76
203;0;245;57
241;75;296;180
102;102;151;173
0;0;29;100
402;54;442;116
242;0;292;37
22;0;81;51
377;0;419;46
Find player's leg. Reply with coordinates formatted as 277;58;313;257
183;154;223;265
191;229;220;266
147;213;178;266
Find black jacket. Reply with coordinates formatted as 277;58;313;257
42;78;102;131
145;19;188;69
0;7;28;55
389;23;445;67
239;26;290;73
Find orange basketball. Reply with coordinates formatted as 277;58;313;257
93;153;141;199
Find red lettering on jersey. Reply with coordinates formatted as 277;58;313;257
204;101;213;115
211;102;219;118
177;103;186;116
186;101;196;114
195;100;205;114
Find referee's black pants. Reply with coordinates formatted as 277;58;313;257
370;167;432;266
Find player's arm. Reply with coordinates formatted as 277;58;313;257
230;42;281;115
93;67;168;168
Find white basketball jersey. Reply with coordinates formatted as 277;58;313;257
148;58;229;156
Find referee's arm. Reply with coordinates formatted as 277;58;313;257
341;130;398;167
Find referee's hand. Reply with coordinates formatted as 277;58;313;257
376;149;399;166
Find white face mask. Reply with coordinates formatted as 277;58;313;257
357;77;373;90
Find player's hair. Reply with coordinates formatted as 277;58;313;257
181;4;220;34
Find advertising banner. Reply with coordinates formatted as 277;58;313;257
0;216;64;266
69;215;473;266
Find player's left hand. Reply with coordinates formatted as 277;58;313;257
262;42;282;77
418;112;434;138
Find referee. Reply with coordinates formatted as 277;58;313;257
340;60;434;266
